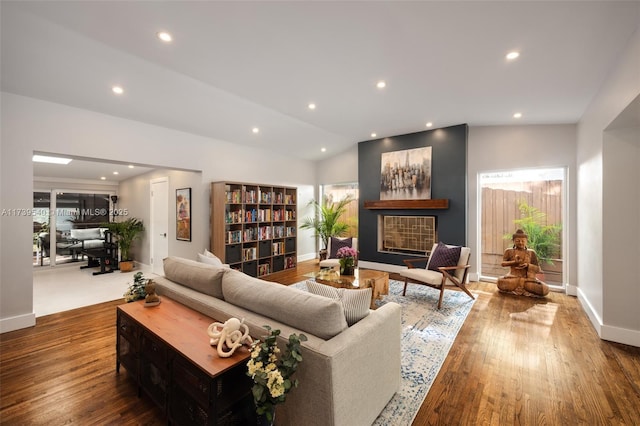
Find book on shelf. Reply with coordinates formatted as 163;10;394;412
225;209;243;224
285;256;295;269
273;226;285;238
243;247;257;261
272;242;285;255
243;227;257;242
244;189;257;203
258;263;270;276
227;230;242;244
259;189;272;204
226;189;243;204
258;208;271;222
258;226;272;241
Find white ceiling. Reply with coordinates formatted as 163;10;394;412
2;1;639;182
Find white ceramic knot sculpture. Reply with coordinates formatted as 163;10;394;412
207;317;252;358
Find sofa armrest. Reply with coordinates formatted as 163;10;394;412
290;302;402;426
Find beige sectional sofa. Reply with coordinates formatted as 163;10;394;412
153;256;402;426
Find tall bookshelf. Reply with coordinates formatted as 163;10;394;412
211;182;297;278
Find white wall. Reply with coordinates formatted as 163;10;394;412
467;125;578;287
316;144;359;185
577;27;640;346
0;93;316;332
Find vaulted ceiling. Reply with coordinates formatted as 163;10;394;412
3;0;639;171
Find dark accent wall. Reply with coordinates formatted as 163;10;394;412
358;124;468;265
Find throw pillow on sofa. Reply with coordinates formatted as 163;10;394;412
197;251;228;267
163;256;226;299
306;280;371;326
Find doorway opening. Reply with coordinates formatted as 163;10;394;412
479;168;566;288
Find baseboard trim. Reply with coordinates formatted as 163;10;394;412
297;252;317;262
565;283;578;297
1;312;36;333
601;324;640;347
577;287;639;347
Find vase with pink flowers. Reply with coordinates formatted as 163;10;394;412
336;246;358;275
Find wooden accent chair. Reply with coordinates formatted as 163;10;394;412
400;243;474;309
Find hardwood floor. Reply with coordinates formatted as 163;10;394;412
2;260;639;425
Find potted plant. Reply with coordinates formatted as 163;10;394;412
300;194;354;260
246;326;307;425
504;200;561;277
104;217;145;272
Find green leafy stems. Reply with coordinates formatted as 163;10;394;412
504;200;562;266
246;325;307;423
300;194;354;251
123;272;148;302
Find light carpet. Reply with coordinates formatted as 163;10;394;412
293;279;475;425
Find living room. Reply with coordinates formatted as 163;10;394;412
1;1;639;424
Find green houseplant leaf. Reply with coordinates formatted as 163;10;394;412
103;217;145;261
504;200;561;266
300;194;354;251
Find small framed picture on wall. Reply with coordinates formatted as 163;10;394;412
176;187;191;241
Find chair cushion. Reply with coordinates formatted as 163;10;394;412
400;268;446;286
427;242;461;273
329;237;352;259
306;281;371;326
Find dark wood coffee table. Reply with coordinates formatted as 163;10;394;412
116;297;256;425
305;268;390;309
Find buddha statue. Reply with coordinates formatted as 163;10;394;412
497;229;549;297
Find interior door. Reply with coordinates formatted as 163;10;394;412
150;178;169;275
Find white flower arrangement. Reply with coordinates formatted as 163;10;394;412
246;325;307;423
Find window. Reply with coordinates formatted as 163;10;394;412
479;168;565;286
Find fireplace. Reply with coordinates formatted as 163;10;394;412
378;215;436;255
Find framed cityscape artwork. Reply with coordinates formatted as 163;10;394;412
176;187;191;241
380;146;432;200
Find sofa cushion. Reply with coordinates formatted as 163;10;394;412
70;228;102;241
222;269;348;340
306;281;371;326
163;256;226;299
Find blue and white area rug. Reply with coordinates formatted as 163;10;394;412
293;279;475;425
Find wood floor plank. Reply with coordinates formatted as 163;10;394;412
2;260;639;425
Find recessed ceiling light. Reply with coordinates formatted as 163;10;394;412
113;171;119;175
308;103;316;110
321;147;326;152
371;133;377;138
513;112;522;118
32;155;72;164
128;165;134;169
506;51;520;60
101;176;106;180
376;81;386;89
112;86;124;95
252;127;260;134
157;31;172;42
426;122;433;128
